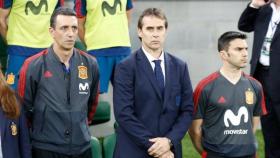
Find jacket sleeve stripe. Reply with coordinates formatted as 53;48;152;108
88;83;99;124
0;0;12;8
260;89;268;115
60;0;64;6
18;50;47;98
75;0;86;18
193;72;219;114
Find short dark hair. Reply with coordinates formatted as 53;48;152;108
50;7;77;28
137;8;168;29
218;31;247;52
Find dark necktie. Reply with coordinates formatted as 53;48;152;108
153;60;164;97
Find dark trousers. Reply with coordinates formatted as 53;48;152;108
254;63;280;158
32;148;92;158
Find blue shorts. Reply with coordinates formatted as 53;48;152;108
88;47;131;93
6;45;45;89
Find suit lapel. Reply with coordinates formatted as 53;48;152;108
136;49;163;100
163;53;173;110
272;22;280;42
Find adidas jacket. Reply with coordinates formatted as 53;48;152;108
18;47;99;155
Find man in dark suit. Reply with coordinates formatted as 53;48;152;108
113;8;193;158
238;0;280;157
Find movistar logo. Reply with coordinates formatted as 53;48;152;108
79;83;89;91
79;83;89;95
25;0;48;15
101;0;122;17
224;106;248;127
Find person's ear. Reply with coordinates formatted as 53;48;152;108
137;28;143;38
49;27;55;38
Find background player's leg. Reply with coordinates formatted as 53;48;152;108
5;54;27;90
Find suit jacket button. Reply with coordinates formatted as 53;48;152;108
65;129;70;136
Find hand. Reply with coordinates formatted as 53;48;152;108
148;137;171;157
159;150;174;158
251;0;270;8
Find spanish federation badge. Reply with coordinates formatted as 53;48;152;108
10;122;18;136
6;73;15;85
78;66;88;79
245;88;254;105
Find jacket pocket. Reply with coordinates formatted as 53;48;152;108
71;111;91;145
175;95;181;107
171;86;182;108
38;106;68;144
32;103;47;133
40;105;47;132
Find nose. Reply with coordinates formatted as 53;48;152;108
67;29;74;37
152;31;159;38
242;49;248;57
66;28;77;37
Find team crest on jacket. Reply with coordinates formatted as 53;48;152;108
10;122;17;136
245;88;254;105
78;66;88;79
6;73;15;85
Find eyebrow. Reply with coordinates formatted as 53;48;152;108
145;25;164;29
235;47;248;50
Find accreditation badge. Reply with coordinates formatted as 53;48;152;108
6;73;15;85
10;122;18;136
78;66;88;79
245;88;254;105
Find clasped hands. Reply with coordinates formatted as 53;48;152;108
147;137;174;158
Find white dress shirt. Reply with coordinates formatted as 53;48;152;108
259;2;280;66
142;47;166;84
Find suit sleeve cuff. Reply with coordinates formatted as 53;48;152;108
144;139;153;150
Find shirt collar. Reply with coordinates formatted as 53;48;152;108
142;46;164;63
49;45;74;73
271;2;280;13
